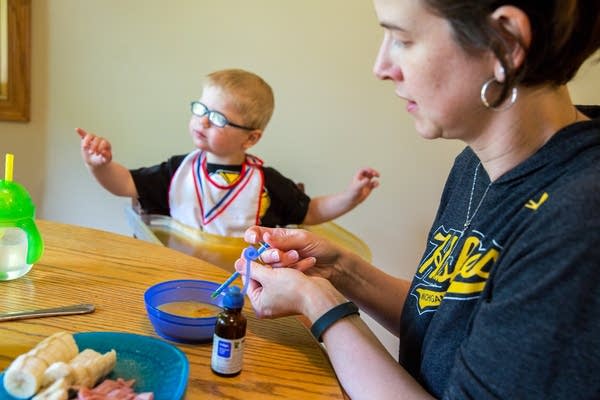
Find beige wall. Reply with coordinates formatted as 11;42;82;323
2;0;599;358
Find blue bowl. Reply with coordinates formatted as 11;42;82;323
144;279;224;343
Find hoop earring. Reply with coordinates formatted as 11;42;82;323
480;77;518;111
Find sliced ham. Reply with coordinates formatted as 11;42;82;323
77;378;154;400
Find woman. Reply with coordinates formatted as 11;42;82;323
237;1;600;398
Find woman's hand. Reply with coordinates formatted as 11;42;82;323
236;259;346;322
244;226;345;280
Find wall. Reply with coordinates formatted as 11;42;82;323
1;0;599;358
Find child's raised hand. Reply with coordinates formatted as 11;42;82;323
348;167;380;204
76;128;113;168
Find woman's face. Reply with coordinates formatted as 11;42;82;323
372;0;495;141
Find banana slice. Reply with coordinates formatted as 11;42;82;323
69;348;101;387
42;348;100;388
32;377;69;400
3;354;49;399
2;332;78;398
70;348;117;387
86;350;117;386
41;362;74;388
70;348;100;365
31;332;78;365
54;333;78;358
50;333;78;362
4;332;118;398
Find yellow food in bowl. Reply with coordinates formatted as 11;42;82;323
157;301;222;319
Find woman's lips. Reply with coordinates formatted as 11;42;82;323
396;91;417;113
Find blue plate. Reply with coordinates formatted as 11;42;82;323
0;332;188;400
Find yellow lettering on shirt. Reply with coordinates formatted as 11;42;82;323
525;192;549;210
414;227;501;313
416;288;446;310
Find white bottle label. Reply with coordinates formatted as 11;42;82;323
211;334;245;374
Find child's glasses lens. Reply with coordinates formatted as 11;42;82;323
209;112;228;128
191;101;227;127
190;101;253;130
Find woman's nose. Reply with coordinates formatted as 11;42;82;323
373;36;400;81
373;46;391;80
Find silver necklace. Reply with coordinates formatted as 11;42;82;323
463;162;492;231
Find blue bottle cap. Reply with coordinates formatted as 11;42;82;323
223;286;244;309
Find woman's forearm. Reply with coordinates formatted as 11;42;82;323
330;250;411;335
322;314;434;400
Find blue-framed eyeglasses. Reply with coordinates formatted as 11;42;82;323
190;101;255;131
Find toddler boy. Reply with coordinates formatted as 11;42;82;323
77;68;379;237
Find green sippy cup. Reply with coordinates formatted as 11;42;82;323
0;153;44;280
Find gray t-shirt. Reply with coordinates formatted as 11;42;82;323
400;106;600;399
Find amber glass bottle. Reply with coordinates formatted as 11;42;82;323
211;286;247;377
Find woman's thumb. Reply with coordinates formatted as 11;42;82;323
236;258;269;282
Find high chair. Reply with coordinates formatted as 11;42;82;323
126;198;371;273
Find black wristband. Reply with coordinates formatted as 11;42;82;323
310;301;359;342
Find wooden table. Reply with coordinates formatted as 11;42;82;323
0;220;345;399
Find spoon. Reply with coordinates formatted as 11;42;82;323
0;303;95;322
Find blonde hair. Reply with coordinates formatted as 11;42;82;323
204;69;275;131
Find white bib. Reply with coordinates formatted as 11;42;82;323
169;150;264;237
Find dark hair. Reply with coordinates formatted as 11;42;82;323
422;0;600;106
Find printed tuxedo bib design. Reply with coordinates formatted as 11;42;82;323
169;150;265;237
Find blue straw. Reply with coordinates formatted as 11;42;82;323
210;242;270;298
210;272;240;299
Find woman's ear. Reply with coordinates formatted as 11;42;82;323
490;5;531;80
243;129;263;149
